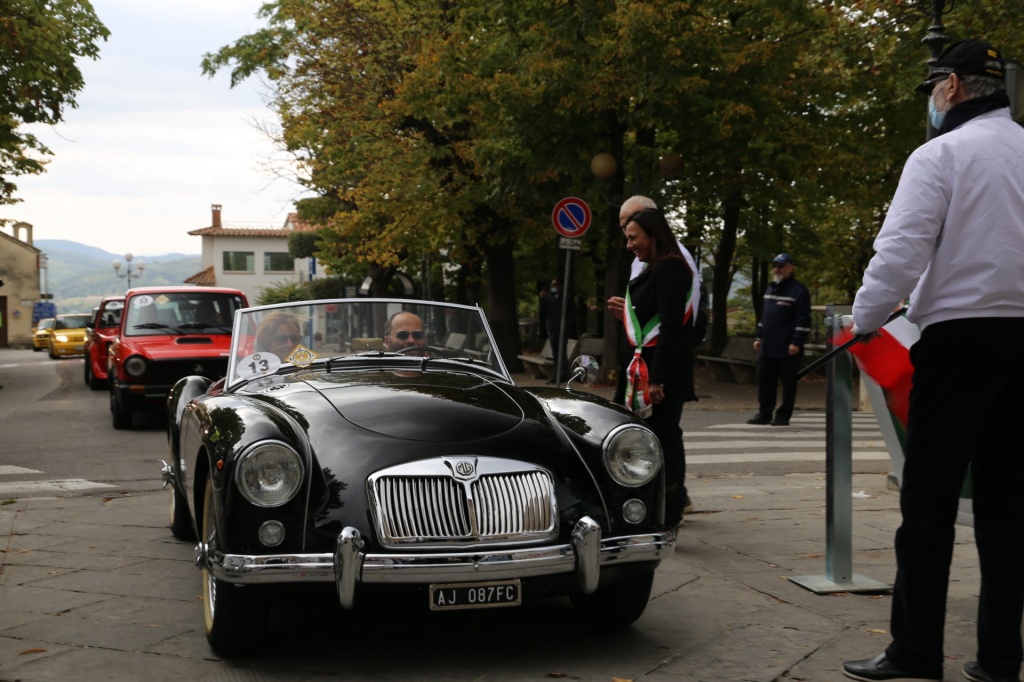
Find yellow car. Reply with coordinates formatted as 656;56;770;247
48;313;92;359
32;317;56;352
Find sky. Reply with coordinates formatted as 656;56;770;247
4;1;307;257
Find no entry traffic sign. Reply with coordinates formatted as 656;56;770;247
551;197;591;239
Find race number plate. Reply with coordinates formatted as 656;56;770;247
429;579;521;611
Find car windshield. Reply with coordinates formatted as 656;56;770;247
226;299;505;390
37;318;55;330
124;292;245;336
56;314;92;329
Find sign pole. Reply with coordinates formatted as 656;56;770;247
556;252;573;383
550;197;592;384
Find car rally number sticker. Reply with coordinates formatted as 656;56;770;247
236;352;282;379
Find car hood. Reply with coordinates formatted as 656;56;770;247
298;371;523;442
120;335;232;359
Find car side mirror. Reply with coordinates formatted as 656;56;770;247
567;355;599;388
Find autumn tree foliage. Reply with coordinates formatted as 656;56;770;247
204;0;1024;368
0;0;108;206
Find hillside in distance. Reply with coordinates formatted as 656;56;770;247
35;239;201;313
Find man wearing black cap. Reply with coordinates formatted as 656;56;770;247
843;40;1024;682
747;252;810;427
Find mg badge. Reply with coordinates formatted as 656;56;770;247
193;363;204;374
443;456;478;480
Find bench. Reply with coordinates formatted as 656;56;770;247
517;338;578;380
697;336;758;384
578;337;604;361
351;337;384;351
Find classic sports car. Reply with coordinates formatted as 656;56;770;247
163;298;674;654
84;295;124;390
32;317;55;352
109;286;248;429
48;313;92;359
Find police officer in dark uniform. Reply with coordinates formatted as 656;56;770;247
747;253;811;426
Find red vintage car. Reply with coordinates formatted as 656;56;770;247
83;295;125;390
108;286;248;429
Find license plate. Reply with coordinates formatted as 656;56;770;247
429;579;521;611
74;345;84;350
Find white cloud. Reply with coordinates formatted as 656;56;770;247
3;0;307;255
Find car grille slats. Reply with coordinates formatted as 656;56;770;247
370;459;557;548
141;359;229;384
379;476;469;540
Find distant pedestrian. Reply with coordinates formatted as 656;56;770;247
747;253;811;427
541;278;576;383
842;39;1024;682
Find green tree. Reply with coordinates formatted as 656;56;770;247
0;0;108;206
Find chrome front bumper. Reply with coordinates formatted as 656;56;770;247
198;516;675;609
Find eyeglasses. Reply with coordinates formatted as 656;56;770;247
771;263;786;269
394;330;425;341
274;334;302;345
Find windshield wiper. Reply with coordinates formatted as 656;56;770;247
177;322;232;333
132;322;177;334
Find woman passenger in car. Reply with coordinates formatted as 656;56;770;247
256;312;303;360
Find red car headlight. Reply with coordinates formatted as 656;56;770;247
124;355;147;377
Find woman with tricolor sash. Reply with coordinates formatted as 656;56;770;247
611;207;697;526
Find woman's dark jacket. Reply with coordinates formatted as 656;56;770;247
626;257;697;403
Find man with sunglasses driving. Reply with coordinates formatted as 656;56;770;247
383;311;427;352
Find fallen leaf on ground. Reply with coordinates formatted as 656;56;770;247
867;629;888;634
20;648;47;655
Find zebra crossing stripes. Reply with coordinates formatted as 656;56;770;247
686;412;890;466
0;465;116;497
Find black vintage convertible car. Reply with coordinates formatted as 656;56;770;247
162;298;675;653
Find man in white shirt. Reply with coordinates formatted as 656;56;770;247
843;39;1024;682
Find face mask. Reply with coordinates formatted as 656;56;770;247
550;287;558;295
929;83;949;130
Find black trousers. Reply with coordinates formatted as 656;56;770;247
756;353;800;421
645;393;687;523
885;318;1024;679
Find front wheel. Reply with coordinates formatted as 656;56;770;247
570;570;655;627
110;386;132;430
86;359;104;390
48;342;57;359
202;476;263;655
169;480;195;541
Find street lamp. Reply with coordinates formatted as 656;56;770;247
923;0;951;140
112;252;144;289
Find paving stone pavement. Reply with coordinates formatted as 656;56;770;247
0;470;985;682
0;365;985;681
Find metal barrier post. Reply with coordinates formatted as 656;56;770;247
790;305;890;594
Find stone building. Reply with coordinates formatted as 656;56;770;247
0;222;43;348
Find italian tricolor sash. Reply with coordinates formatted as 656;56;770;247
623;287;660;418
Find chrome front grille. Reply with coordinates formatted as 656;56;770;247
369;457;557;548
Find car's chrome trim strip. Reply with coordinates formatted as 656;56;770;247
206;521;675;602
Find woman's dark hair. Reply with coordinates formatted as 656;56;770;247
624;208;685;263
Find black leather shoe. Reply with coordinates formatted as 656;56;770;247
771;418;790;426
842;652;941;681
963;660;1022;682
746;415;771;425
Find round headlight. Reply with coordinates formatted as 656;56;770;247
235;442;303;507
124;355;147;377
603;426;662;487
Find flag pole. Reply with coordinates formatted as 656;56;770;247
797;307;908;379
